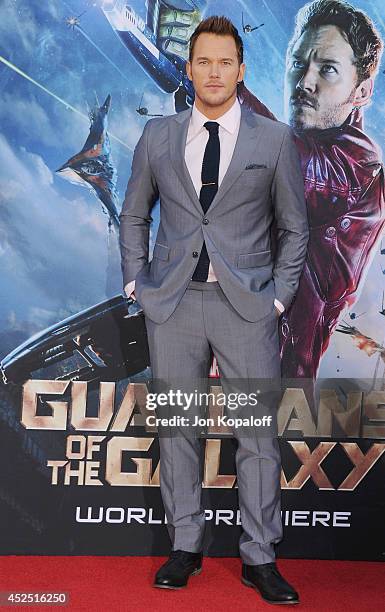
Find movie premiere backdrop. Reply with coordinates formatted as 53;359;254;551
1;0;385;560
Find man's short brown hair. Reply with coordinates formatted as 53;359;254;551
189;15;244;64
287;0;383;83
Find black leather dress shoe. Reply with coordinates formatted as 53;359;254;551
241;562;299;605
154;550;203;589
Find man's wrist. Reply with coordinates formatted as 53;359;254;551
124;280;136;299
274;298;285;314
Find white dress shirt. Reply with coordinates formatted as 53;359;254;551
124;98;284;313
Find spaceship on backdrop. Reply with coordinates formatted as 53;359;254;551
56;94;120;229
101;0;207;112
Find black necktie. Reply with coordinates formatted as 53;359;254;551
192;121;220;282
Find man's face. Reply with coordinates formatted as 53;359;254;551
186;33;245;110
285;25;361;129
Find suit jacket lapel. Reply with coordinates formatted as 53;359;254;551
169;108;203;215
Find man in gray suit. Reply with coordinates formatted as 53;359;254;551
119;15;308;605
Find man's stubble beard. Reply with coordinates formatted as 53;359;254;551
195;86;237;110
288;85;357;130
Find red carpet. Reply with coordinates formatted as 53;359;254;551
0;556;383;611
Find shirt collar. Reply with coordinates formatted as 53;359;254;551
189;97;241;138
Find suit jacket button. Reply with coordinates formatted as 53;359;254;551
192;251;199;257
202;218;209;225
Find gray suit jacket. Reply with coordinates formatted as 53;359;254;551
119;103;309;324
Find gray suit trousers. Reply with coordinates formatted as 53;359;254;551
144;280;283;565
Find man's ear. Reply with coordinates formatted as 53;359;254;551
238;62;246;83
353;77;373;107
186;60;192;81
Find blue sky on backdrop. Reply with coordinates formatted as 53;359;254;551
1;0;385;377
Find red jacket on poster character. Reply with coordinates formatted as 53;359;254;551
240;87;385;379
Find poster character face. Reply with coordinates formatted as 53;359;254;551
284;24;372;129
186;33;245;111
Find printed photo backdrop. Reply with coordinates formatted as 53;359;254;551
0;0;384;559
